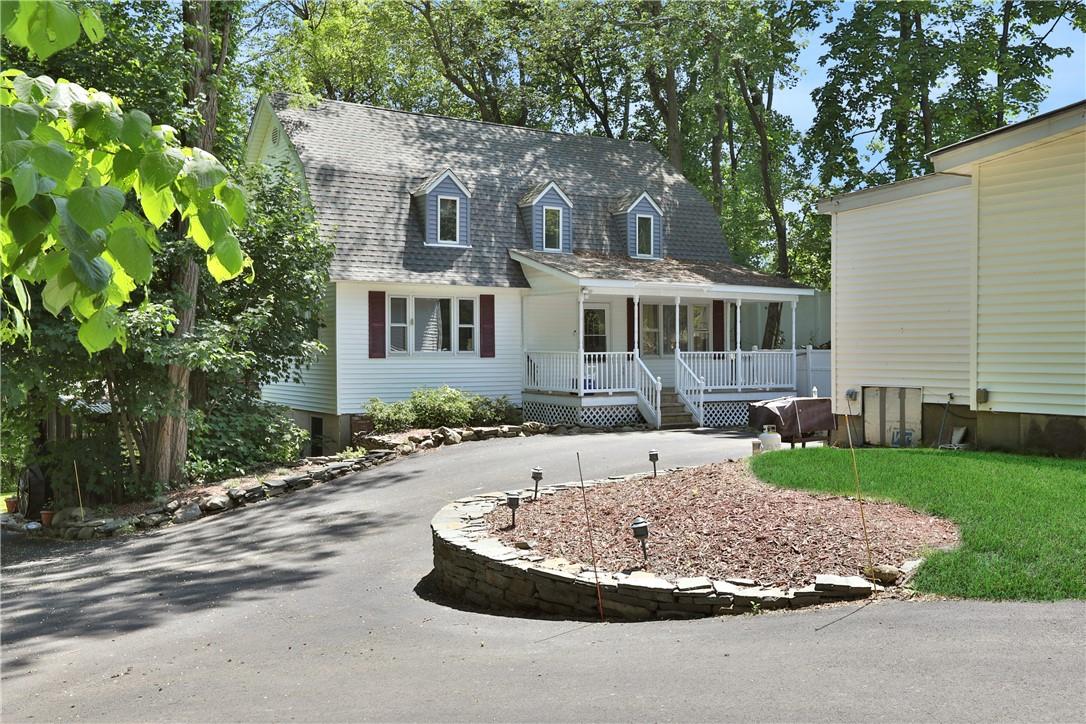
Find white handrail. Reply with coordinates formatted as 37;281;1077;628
635;356;662;428
678;350;796;390
675;355;705;427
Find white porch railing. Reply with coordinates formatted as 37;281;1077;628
678;350;796;390
524;351;662;427
524;351;579;394
635;356;662;429
583;351;637;392
675;355;705;427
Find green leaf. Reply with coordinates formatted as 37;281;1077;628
207;233;243;282
189;201;231;250
2;139;34;172
106;225;153;284
139;184;175;228
69;252;113;292
112;148;141;181
77;306;123;353
139;150;184;190
42;274;76;315
12;74;54;103
13;0;83;60
11;161;37;208
67;185;126;231
78;7;104;43
184;150;228;189
218;181;247;225
7;194;55;246
29;141;75;180
0;103;38;143
120;110;152;149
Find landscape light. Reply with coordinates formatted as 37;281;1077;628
505;491;521;527
531;467;543;500
631;516;649;561
648;449;659;478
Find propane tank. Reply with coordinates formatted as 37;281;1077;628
758;425;782;451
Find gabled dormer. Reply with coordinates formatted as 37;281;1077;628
519;181;573;253
612;191;663;259
411;168;471;247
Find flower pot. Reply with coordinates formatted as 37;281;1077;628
40;509;54;527
5;498;17;514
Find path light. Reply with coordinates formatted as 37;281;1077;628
648;449;659;478
505;491;521;527
531;467;543;501
631;516;649;561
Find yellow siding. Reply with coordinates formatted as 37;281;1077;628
976;130;1086;416
831;186;974;414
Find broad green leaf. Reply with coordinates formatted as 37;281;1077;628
67;185;125;231
11;161;37;208
0;1;17;35
106;225;153;283
77;306;122;353
12;74;54;103
42;274;77;315
29;247;68;281
112;148;141;181
56;198;106;257
184;150;228;189
78;7;104;43
70;288;97;318
103;253;136;304
189;201;230;250
207;233;243;282
218;181;247;225
139;184;175;227
1;103;38;143
69;252;112;292
2;139;34;171
29;141;74;180
139;150;184;190
19;0;82;59
10;275;29;311
120;110;152;149
8;195;55;246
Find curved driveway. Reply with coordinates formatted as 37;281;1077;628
2;430;1083;722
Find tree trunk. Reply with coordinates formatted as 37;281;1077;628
891;6;913;181
996;0;1014;126
710;52;724;215
760;303;782;350
913;10;934;161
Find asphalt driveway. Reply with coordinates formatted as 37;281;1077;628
2;429;1083;722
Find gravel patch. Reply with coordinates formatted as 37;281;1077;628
485;461;959;588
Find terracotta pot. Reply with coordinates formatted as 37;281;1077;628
5;498;17;514
40;509;54;527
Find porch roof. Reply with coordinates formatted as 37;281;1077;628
511;249;813;298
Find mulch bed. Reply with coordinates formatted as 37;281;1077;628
485;462;959;589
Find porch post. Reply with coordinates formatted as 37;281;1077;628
633;295;640;356
736;299;743;391
673;296;681;386
791;299;798;393
577;289;585;397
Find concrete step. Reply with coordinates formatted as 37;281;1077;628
660;421;699;430
661;414;695;425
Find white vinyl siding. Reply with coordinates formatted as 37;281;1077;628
336;282;523;409
831;185;974;414
976;130;1086;416
261;284;338;413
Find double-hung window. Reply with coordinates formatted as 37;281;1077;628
437;196;459;244
636;215;654;256
388;295;477;355
543;206;562;251
640;303;709;355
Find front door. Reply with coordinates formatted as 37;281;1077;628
583;306;608;353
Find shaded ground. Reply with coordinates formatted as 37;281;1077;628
487;462;959;587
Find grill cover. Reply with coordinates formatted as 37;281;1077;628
748;396;836;440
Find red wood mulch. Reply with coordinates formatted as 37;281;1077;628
485;462;959;589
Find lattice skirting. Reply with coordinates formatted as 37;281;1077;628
703;401;749;428
523;400;644;428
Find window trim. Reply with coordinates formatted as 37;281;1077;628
456;297;477;353
634;213;656;258
639;303;711;357
385;293;480;357
434;195;461;245
541;205;563;252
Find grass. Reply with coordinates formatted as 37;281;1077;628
750;447;1086;601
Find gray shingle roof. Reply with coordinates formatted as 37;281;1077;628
514;250;807;290
269;94;730;287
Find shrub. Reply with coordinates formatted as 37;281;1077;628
467;394;521;426
366;398;415;434
187;394;309;483
408;386;474;428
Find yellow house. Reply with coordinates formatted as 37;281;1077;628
818;101;1085;455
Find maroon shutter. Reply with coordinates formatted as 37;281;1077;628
368;291;386;359
480;294;495;358
712;300;726;352
626;297;636;352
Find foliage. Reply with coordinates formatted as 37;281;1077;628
751;447;1086;600
336;446;369;460
366;387;520;433
186;391;308;483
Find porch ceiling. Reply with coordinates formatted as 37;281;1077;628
511;249;813;300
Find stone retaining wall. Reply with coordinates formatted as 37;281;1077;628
431;476;889;621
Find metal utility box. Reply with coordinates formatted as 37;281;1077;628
863;387;922;447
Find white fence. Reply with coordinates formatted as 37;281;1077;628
796;347;831;397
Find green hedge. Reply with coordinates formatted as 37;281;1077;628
365;387;520;434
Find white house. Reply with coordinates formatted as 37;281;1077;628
246;95;814;451
818;100;1085;455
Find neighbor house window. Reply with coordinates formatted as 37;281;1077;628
640;304;709;355
543;206;562;251
636;215;654;256
389;296;409;353
388;295;478;355
438;196;459;244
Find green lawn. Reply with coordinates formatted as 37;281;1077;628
750;448;1086;600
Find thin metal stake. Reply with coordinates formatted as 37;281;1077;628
73;460;85;521
576;452;606;623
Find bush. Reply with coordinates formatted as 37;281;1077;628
366;387;522;433
187;394;309;483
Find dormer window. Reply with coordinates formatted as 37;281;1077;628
636;214;654;256
543;206;562;251
438;196;460;244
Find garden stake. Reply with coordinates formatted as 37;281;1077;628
843;398;876;581
576;452;606;623
73;460;84;521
